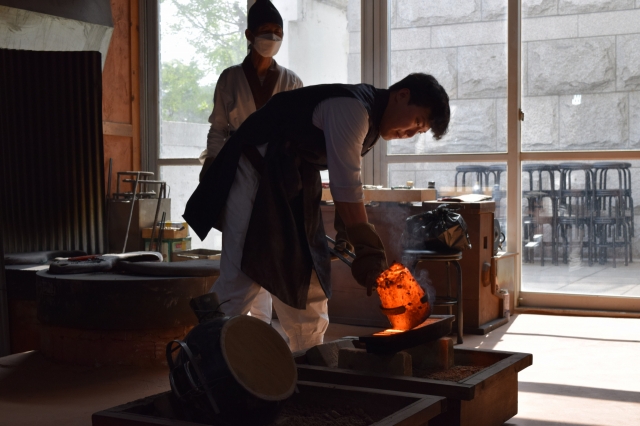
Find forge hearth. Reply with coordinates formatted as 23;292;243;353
359;315;454;354
92;382;446;426
297;340;532;426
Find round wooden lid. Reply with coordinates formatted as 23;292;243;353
221;315;297;401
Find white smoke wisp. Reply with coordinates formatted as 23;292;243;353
416;268;436;306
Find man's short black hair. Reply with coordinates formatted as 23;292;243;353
388;73;450;140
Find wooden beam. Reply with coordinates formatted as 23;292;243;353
130;0;141;171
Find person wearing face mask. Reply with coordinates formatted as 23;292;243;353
198;0;302;326
187;73;450;352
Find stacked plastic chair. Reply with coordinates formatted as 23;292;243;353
592;162;633;267
522;164;560;265
556;163;595;266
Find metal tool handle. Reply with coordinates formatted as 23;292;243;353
325;235;355;267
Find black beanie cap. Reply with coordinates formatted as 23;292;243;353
247;0;283;32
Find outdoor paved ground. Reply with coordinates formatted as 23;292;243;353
522;260;640;297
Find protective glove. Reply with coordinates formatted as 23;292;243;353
347;222;388;296
333;211;354;254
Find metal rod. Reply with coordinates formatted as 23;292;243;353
329;246;353;267
107;158;113;200
106;158;113;253
325;235;356;259
122;171;141;253
122;179;165;184
150;182;163;252
157;211;166;259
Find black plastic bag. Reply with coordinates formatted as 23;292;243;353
402;204;472;252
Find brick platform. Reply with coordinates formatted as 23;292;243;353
40;324;194;367
8;299;40;354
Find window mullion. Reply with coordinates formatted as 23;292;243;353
507;0;522;297
361;0;389;186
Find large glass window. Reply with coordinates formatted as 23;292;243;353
387;0;508;155
520;3;640;300
159;0;246;160
157;0;360;249
149;1;640;309
521;4;640;152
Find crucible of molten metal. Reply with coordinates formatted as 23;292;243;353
376;262;431;331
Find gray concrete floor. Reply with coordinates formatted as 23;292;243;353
1;313;638;425
522;261;640;296
469;313;640;426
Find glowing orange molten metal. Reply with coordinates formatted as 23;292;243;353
376;262;431;331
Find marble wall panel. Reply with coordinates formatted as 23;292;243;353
482;0;507;20
521;96;559;150
390;27;431;51
559;0;634;15
431;20;506;48
395;0;481;28
630;91;640;148
458;44;507;98
558;93;628;149
527;37;616;96
617;34;640;91
522;15;578;42
522;0;558;17
578;9;640;37
390;48;457;97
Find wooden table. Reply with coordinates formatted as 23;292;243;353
422;201;504;334
322;187;437;203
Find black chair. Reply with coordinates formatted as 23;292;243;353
556;163;596;266
455;165;489;194
486;164;507;237
556;189;592;265
403;249;463;344
486;164;507;187
593;162;634;247
522;164;560;265
592;188;631;267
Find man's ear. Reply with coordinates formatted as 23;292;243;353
398;88;411;103
245;29;254;44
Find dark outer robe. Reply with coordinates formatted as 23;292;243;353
184;84;389;309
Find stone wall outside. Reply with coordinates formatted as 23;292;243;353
385;0;640;258
383;0;640;156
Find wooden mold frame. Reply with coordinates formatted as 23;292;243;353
297;348;532;426
92;381;446;426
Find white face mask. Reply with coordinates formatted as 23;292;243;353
252;33;282;58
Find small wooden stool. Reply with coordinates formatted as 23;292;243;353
403;249;463;344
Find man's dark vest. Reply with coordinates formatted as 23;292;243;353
184;84;389;309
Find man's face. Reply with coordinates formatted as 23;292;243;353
379;88;431;140
245;23;284;43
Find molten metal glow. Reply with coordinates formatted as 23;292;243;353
373;329;404;336
376;262;431;331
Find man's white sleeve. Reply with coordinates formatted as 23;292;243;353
313;98;369;203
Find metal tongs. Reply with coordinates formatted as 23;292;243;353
326;235;356;267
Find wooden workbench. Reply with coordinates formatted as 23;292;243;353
322;187;437;203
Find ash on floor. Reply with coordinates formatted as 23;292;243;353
414;365;484;381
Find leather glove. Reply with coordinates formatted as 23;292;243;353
347;223;388;296
333;211;354;254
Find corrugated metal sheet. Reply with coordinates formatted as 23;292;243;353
0;49;105;254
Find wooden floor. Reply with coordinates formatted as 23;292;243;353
1;313;639;425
